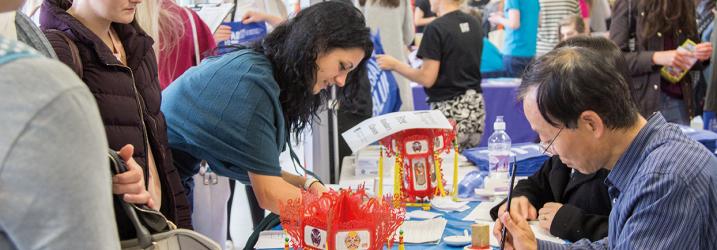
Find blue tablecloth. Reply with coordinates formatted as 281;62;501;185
390;202;486;250
678;125;717;153
412;78;537;147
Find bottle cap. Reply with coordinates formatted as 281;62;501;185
494;116;506;130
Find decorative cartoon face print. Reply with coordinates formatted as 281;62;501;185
429;157;437;186
434;136;444;150
344;231;360;249
412;141;422;152
312;229;321;246
402;161;411;190
413;159;427;190
406;140;429;155
304;225;327;249
336;230;370;250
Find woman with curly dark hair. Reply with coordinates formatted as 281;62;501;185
160;1;373;214
610;0;712;124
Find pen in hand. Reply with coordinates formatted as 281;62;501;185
500;156;518;250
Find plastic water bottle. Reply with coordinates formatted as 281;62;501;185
690;116;704;130
488;116;511;182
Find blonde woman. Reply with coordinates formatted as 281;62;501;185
135;0;222;89
41;0;191;239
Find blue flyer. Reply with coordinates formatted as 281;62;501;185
220;21;267;47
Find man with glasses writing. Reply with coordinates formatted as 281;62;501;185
489;131;612;242
490;37;627;243
494;37;717;250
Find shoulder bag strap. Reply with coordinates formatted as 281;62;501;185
183;7;202;65
45;29;83;78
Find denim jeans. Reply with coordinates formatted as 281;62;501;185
660;92;689;125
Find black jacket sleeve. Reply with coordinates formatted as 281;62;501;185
489;156;560;220
550;204;609;242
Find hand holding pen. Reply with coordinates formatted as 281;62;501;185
494;156;538;250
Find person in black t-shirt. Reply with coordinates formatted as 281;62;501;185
377;0;485;150
414;0;437;33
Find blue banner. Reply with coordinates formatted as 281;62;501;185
367;31;402;116
219;21;267;47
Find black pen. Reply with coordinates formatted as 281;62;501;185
500;156;518;250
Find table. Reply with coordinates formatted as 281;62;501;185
412;78;537;147
336;156;547;249
337;156;490;249
258;156;553;249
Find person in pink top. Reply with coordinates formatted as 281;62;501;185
136;0;225;89
578;0;589;32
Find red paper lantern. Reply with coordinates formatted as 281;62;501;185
379;121;456;203
280;186;405;250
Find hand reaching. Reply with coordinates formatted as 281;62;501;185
114;144;156;210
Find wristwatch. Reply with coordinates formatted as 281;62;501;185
303;177;321;191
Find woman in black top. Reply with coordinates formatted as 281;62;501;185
377;0;484;150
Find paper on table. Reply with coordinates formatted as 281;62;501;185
463;200;501;222
194;3;235;32
406;210;442;220
487;221;566;246
341;110;452;153
254;230;287;249
396;217;448;244
431;196;469;212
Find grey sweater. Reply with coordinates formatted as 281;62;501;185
15;12;56;59
360;0;415;110
0;38;119;249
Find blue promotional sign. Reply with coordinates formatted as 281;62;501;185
219;21;267;47
367;31;402;116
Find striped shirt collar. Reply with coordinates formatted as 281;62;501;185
605;113;666;191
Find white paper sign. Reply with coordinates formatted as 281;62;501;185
341;110;452;153
255;230;287;249
194;3;235;32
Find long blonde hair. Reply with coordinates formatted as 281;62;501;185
135;0;185;57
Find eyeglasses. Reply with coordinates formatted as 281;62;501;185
539;128;563;156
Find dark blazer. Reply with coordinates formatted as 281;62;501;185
609;0;704;118
490;156;612;242
40;0;191;239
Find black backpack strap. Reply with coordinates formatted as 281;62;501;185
243;213;281;250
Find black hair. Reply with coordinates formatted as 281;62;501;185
254;1;373;135
553;36;632;88
517;45;639;130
